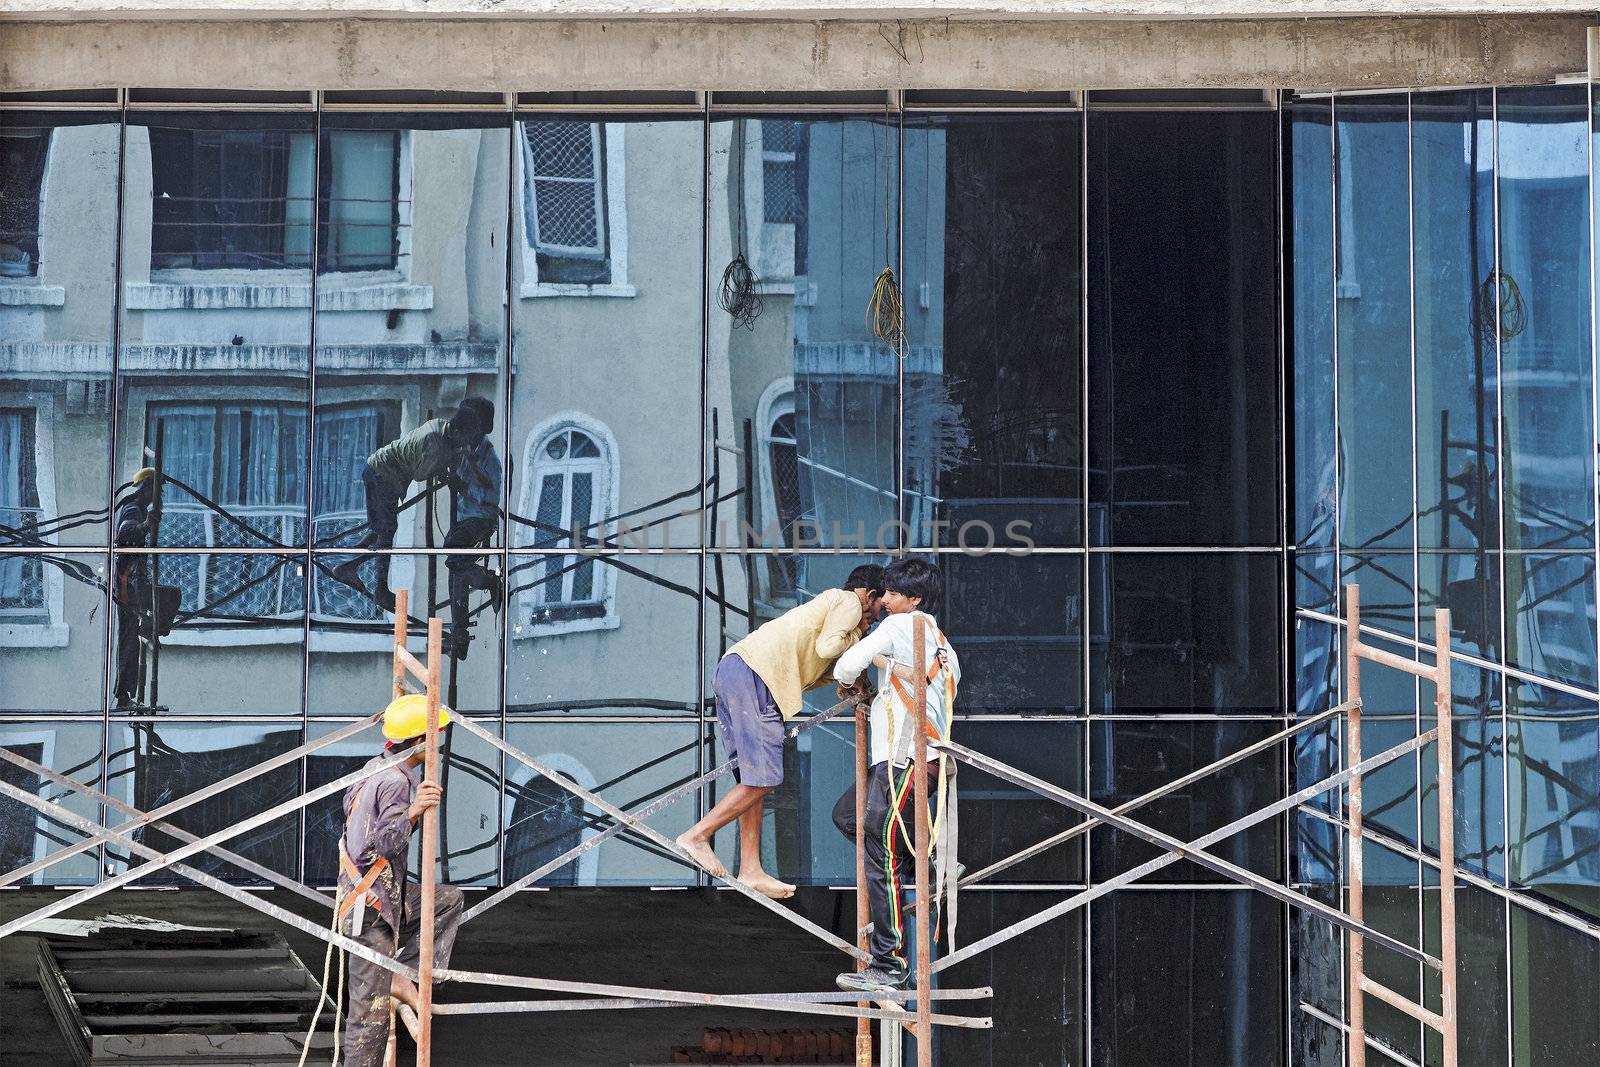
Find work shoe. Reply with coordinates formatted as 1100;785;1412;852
483;570;503;606
331;558;364;589
836;966;910;995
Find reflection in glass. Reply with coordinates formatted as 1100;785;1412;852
504;720;698;886
120;112;315;549
1087;110;1278;547
1090;890;1283;1066
942;552;1082;716
106;721;301;884
1510;906;1600;1063
1506;708;1599;918
0;721;104;885
1290;99;1336;554
1090;553;1281;715
955;720;1085;885
1504;552;1597;691
1;552;108;715
1;112;119;548
708;117;897;552
902;114;1082;548
1424;882;1509;1066
1091;720;1283;882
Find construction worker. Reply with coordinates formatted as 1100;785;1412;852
111;468;155;708
443;398;502;660
338;694;464;1067
333;398;494;613
675;565;885;899
830;557;960;994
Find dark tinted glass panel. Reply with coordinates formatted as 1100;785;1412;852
1090;890;1284;1066
1361;883;1423;1062
1290;99;1336;553
0;721;104;885
1497;86;1595;555
940;892;1084;1067
903;113;1082;549
1089;552;1281;715
1;552;108;715
1510;906;1600;1064
1289;883;1344;1067
1087;109;1278;547
952;720;1085;885
708;116;897;550
1091;720;1284;883
1;113;118;548
1425;881;1509;1066
942;552;1083;717
1334;95;1413;555
106;721;301;884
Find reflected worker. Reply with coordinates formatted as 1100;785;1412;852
444;399;502;660
338;694;464;1067
675;565;885;898
111;467;155;709
333;398;493;613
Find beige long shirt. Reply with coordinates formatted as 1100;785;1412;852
727;588;864;719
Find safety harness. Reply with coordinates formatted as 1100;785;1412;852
336;779;390;937
883;614;961;951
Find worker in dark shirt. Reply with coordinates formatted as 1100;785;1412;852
112;468;155;708
333;398;493;612
443;398;502;660
338;693;463;1067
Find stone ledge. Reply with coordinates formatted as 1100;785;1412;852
0;283;66;307
124;281;434;312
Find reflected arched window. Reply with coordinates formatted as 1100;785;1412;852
757;381;805;600
518;417;617;630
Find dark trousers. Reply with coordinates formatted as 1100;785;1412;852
445;516;496;650
356;465;404;594
832;761;938;975
112;603;140;706
340;882;464;1067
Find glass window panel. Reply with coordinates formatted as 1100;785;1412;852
903;113;1083;549
1290;98;1337;553
314;113;510;573
509;552;696;716
1087;110;1278;547
1334;95;1413;555
1505;704;1599;919
1360;877;1423;1063
940;892;1084;1067
121;112;314;549
304;718;500;888
1;552;108;715
1090;890;1284;1066
708;116;897;550
504;720;698;886
1510;905;1600;1064
1422;661;1506;882
1289;883;1344;1067
1091;720;1284;883
1;112;118;548
1497;86;1596;554
0;721;104;885
111;551;304;715
1504;551;1597;691
1424;881;1509;1067
106;721;301;884
943;553;1083;717
1413;91;1500;560
513;118;702;561
1089;552;1281;715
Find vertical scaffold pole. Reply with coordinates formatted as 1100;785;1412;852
1434;609;1459;1067
418;615;443;1066
912;621;932;1067
1345;584;1367;1067
387;588;410;1067
855;693;872;1067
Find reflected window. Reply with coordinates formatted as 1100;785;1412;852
505;769;590;887
517;419;616;630
757;381;805;600
0;409;43;616
760;120;808;275
0;740;49;870
149;127;398;272
520;121;618;287
0;128;49;278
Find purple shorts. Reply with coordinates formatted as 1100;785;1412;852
714;653;786;788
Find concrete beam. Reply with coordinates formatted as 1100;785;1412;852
0;15;1589;92
2;1;1599;21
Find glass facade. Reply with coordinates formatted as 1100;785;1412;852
1291;86;1600;1066
0;84;1594;1065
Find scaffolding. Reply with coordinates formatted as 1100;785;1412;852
0;582;1461;1067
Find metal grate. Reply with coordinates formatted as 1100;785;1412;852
523;121;605;256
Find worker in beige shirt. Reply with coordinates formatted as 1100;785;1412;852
676;565;885;898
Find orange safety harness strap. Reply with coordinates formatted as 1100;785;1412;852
335;780;390;921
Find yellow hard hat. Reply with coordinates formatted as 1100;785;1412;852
132;467;157;485
381;693;452;743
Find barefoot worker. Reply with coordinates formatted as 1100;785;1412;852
677;565;885;898
338;694;464;1066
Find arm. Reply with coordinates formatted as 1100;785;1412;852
834;615;898;686
813;592;864;662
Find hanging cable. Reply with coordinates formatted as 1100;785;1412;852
718;118;763;330
867;105;905;349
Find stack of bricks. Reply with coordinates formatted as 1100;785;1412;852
666;1027;853;1063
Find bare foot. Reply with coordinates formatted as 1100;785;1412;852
675;831;728;879
389;973;422;1014
738;871;796;899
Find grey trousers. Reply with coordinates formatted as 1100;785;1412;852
341;882;465;1067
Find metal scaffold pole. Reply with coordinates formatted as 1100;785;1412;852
912;620;932;1067
856;685;873;1067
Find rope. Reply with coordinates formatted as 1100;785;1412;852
719;254;763;330
866;110;904;349
298;887;344;1067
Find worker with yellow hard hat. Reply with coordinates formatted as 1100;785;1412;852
336;693;462;1067
112;466;160;708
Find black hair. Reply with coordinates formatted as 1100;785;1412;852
843;564;886;594
882;557;942;608
450;397;495;436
